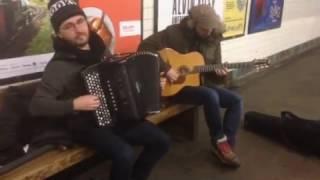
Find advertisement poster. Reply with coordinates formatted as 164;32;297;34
223;0;248;38
248;0;284;34
0;0;141;85
79;0;142;54
155;0;247;38
0;0;52;85
156;0;216;32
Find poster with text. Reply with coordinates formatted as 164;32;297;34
223;0;248;38
248;0;284;34
155;0;247;39
156;0;217;32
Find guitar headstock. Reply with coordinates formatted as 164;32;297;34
252;58;270;70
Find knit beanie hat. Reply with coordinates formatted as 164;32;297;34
48;0;86;32
189;5;225;33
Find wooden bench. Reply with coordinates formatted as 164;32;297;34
0;82;199;180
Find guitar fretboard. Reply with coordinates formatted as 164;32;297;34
192;62;253;73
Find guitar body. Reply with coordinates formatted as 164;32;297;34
159;48;205;97
158;48;270;97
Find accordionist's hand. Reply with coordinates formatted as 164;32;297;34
73;95;101;111
160;72;167;90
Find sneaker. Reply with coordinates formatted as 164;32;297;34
212;136;241;168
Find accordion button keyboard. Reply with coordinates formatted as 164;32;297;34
83;72;113;127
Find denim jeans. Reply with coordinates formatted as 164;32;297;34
171;85;242;146
72;121;170;180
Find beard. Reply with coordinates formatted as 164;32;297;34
67;32;90;49
196;33;210;41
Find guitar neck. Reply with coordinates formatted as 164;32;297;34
192;62;253;73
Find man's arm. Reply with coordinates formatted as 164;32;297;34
201;36;228;85
29;62;74;117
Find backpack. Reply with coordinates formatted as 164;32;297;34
0;83;37;165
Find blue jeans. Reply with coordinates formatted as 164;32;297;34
72;121;170;180
171;85;243;146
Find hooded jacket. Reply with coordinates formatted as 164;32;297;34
29;32;109;130
138;17;225;85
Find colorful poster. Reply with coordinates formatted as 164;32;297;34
79;0;142;54
248;0;284;34
0;0;141;85
222;0;248;38
0;0;52;85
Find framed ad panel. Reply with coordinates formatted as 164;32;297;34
0;0;142;85
222;0;248;38
248;0;284;34
0;0;53;85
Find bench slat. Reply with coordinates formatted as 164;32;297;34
0;147;94;180
146;104;196;124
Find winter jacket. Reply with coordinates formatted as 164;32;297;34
29;31;109;131
138;16;225;85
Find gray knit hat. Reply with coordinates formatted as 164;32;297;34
189;5;225;33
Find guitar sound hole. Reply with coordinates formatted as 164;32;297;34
179;66;190;75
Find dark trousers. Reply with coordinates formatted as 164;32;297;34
172;85;242;146
72;121;170;180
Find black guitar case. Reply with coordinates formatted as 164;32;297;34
244;111;320;156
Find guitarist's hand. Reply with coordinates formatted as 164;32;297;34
166;68;180;83
214;67;228;76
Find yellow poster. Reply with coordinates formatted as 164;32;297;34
223;0;248;38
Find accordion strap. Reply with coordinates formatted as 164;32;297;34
104;52;135;62
104;51;159;63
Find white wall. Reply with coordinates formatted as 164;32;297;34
142;0;320;63
142;0;155;38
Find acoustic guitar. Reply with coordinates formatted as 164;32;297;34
159;48;270;97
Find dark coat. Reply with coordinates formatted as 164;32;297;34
30;31;109;132
138;17;225;85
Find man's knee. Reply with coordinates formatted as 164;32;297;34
201;88;220;104
149;127;171;153
233;94;243;106
113;145;135;164
156;132;171;153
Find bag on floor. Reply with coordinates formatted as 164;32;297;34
244;111;320;156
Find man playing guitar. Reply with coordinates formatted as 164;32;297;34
138;5;242;167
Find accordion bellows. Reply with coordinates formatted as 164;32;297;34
82;52;161;127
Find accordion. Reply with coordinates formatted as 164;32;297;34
81;52;161;127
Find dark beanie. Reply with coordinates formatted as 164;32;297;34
48;0;86;32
